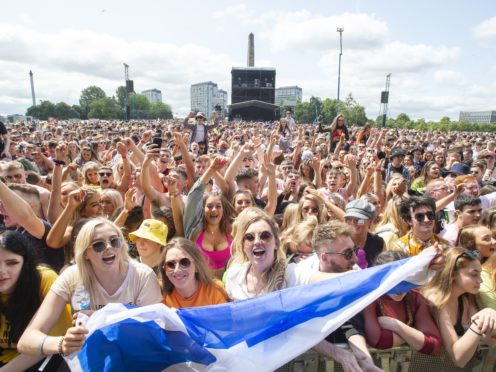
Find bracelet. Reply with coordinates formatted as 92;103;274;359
375;168;382;172
57;336;66;356
52;159;66;166
169;191;179;197
469;327;482;337
39;335;49;356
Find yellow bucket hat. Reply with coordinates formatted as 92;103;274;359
128;219;168;246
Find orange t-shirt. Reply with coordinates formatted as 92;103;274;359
163;280;228;308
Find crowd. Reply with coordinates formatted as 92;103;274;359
0;110;495;371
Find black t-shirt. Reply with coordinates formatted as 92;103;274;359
16;220;65;272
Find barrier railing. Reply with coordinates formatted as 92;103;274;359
275;344;496;372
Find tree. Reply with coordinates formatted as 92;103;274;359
321;98;339;124
26;100;56;120
54;102;79;120
87;98;122;119
294;101;313;123
115;86;126;108
79;86;106;118
149;102;173;119
71;105;84;119
308;96;322;123
129;93;151;112
396;113;411;123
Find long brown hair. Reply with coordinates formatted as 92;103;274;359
159;238;216;294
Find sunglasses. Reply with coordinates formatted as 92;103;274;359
90;237;123;253
323;165;331;169
243;231;273;243
164;257;192;272
326;247;357;260
345;217;367;225
99;172;112;177
454;250;480;267
302;207;319;214
333;166;344;170
413;211;435;222
5;174;23;181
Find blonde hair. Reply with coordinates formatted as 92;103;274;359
421;247;480;311
296;194;327;224
231;207;286;292
74;218;130;310
81;161;100;185
376;199;409;235
281;216;318;254
386;174;407;200
280;203;299;233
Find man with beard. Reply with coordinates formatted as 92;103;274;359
295;221;381;372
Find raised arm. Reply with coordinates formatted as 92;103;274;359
165;175;184;237
115;142;131;193
124;137;145;165
46;189;83;248
114;188;139;227
0;181;45;239
344;154;358;198
173;132;195;190
140;146;163;205
261;154;277;216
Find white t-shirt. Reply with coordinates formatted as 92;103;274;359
51;260;162;311
225;261;313;301
193;124;206;143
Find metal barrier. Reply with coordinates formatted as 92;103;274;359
275;345;496;372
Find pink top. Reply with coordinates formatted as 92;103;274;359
196;231;232;270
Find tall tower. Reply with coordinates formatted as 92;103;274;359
29;70;36;106
247;33;255;67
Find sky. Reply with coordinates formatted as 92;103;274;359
1;0;495;121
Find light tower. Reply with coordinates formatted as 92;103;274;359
336;27;344;105
379;73;392;128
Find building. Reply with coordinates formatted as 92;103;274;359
141;89;162;104
275;86;303;107
459;111;496;124
190;82;228;118
231;67;276;104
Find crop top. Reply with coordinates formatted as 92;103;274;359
196;230;231;270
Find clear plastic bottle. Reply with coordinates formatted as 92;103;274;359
73;286;91;311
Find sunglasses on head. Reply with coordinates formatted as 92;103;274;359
454;250;480;267
90;237;123;253
164;257;192;272
243;231;273;243
99;172;112;177
413;211;435;222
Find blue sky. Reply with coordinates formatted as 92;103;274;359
1;0;495;120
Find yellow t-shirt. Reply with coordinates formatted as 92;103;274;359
0;266;72;364
478;270;496;309
163;280;228;309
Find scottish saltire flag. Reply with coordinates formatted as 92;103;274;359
67;250;435;372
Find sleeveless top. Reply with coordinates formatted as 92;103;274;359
196;230;231;270
454;296;467;337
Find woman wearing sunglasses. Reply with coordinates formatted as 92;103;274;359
225;207;340;301
18;218;161;358
160;238;228;308
422;248;496;368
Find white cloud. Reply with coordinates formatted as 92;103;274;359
0;23;234;115
261;12;389;52
211;4;247;19
473;16;496;39
433;70;466;86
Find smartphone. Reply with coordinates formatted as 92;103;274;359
152;137;163;148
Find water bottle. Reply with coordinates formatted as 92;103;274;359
73;286;91;311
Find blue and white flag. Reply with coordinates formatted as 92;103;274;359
67;250;435;372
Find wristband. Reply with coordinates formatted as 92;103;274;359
169;191;179;197
39;335;49;355
469;327;482;337
375;168;382;172
58;336;66;356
